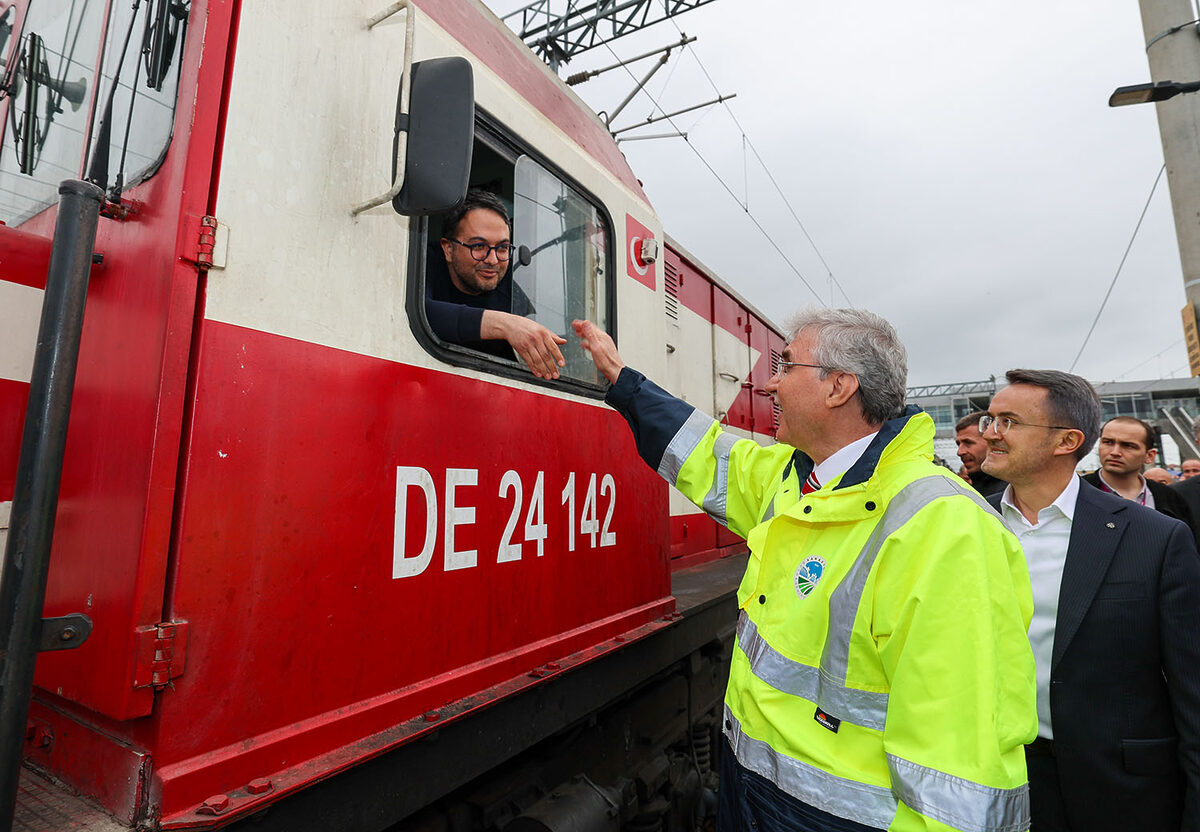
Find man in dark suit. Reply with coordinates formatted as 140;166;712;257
1081;416;1195;534
980;369;1200;832
1173;418;1200;522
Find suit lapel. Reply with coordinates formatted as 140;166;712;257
1054;484;1126;670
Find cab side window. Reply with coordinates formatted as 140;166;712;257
412;117;614;391
512;155;610;386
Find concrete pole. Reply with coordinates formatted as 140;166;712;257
1138;1;1200;374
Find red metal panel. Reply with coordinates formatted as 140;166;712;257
710;287;744;342
712;289;752;431
748;314;775;439
669;247;713;323
0;225;53;289
139;320;673;819
669;513;716;561
715;523;740;550
24;700;150;828
29;0;237;721
766;329;788;437
0;378;30;500
626;214;656;290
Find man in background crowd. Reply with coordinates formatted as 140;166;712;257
1144;467;1177;485
1173;417;1200;522
1181;458;1200;479
955;411;1006;497
1082;417;1194;533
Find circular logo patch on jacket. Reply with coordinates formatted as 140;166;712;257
794;556;827;599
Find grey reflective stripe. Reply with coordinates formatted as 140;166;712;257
888;754;1030;832
701;431;738;526
725;706;897;829
761;499;775;522
656;409;714;484
737;612;889;731
737;474;1001;731
821;475;997;688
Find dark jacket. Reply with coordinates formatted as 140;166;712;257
989;483;1200;832
1081;471;1197;538
1172;474;1200;536
967;469;1006;498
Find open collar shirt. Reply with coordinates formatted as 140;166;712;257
811;432;879;490
1096;469;1154;509
999;474;1080;739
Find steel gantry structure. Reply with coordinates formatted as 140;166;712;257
905;378;997;400
503;0;720;70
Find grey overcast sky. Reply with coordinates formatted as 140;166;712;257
484;1;1192;388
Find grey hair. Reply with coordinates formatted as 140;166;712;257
786;307;908;425
1004;369;1102;460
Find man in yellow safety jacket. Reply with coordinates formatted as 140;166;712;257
572;308;1037;832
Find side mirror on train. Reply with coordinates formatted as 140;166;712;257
391;57;474;216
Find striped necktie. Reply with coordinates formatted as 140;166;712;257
802;471;820;495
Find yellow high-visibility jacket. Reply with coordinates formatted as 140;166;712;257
607;369;1037;832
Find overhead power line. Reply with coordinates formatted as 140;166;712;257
595;37;828;307
1116;337;1185;380
1069;163;1167;372
669;18;852;306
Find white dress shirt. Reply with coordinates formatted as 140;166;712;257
812;432;879;489
999;474;1080;739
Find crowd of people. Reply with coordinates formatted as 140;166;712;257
427;191;1197;831
570;308;1200;832
956;408;1200;545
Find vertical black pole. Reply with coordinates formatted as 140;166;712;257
0;180;103;830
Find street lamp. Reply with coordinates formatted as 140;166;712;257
1109;80;1200;107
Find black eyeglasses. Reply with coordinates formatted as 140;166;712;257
979;415;1072;437
774;361;831;377
447;238;514;262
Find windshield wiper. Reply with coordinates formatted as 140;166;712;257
86;0;187;205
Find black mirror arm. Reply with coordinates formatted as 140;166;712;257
510;244;533;272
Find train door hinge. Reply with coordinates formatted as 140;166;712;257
184;215;228;270
133;620;189;689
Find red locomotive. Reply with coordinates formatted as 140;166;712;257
0;1;784;828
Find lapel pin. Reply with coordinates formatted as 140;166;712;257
1106;522;1116;529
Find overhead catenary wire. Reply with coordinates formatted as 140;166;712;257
1068;163;1167;372
593;34;828;307
670;18;852;307
1115;337;1185;380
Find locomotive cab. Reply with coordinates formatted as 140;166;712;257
0;1;761;829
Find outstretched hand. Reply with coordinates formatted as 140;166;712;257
482;311;567;379
571;319;625;384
